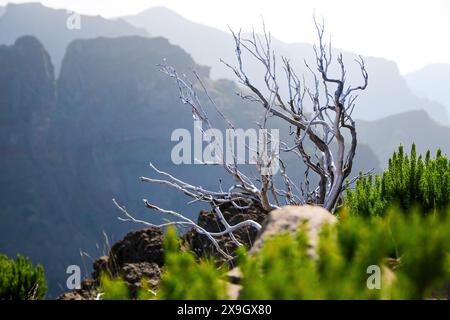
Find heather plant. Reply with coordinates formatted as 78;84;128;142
99;273;130;300
157;227;229;300
344;144;450;216
0;254;47;300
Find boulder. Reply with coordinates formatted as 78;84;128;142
250;205;337;258
224;205;337;299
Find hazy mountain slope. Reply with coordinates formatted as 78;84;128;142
0;34;381;296
0;35;209;297
124;7;448;125
0;36;63;298
0;2;148;73
358;110;450;166
405;63;450;118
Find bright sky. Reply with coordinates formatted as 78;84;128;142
1;0;449;74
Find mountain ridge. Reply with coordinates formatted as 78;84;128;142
0;2;149;73
405;63;450;120
123;6;449;125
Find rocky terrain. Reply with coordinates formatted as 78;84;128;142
58;203;269;300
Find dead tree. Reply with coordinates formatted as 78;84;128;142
114;18;368;259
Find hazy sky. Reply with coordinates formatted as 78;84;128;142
1;0;449;74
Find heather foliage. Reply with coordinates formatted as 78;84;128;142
344;144;450;216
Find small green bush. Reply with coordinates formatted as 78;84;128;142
344;144;450;216
99;273;130;300
0;254;47;300
157;227;229;300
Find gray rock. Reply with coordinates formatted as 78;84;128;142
250;205;337;258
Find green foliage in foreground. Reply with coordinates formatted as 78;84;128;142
0;254;47;300
344;144;450;216
238;208;450;299
99;273;130;300
100;209;450;300
157;209;450;300
157;227;228;300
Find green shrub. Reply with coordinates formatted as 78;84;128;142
344;144;450;216
99;273;130;300
233;208;450;299
157;227;228;300
0;254;47;300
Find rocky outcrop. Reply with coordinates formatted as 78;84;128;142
57;279;98;300
59;227;164;300
108;228;165;270
59;203;267;299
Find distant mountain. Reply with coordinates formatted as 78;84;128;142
0;3;446;124
0;2;148;73
405;64;450;120
124;7;449;125
0;6;5;16
358;110;450;166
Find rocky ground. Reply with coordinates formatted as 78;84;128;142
58;203;268;300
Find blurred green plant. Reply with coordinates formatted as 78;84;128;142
157;227;229;300
237;207;450;299
344;144;450;216
97;208;450;300
99;273;130;300
0;254;47;300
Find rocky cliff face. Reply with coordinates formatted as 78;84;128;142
0;35;56;234
0;36;61;296
0;35;55;156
